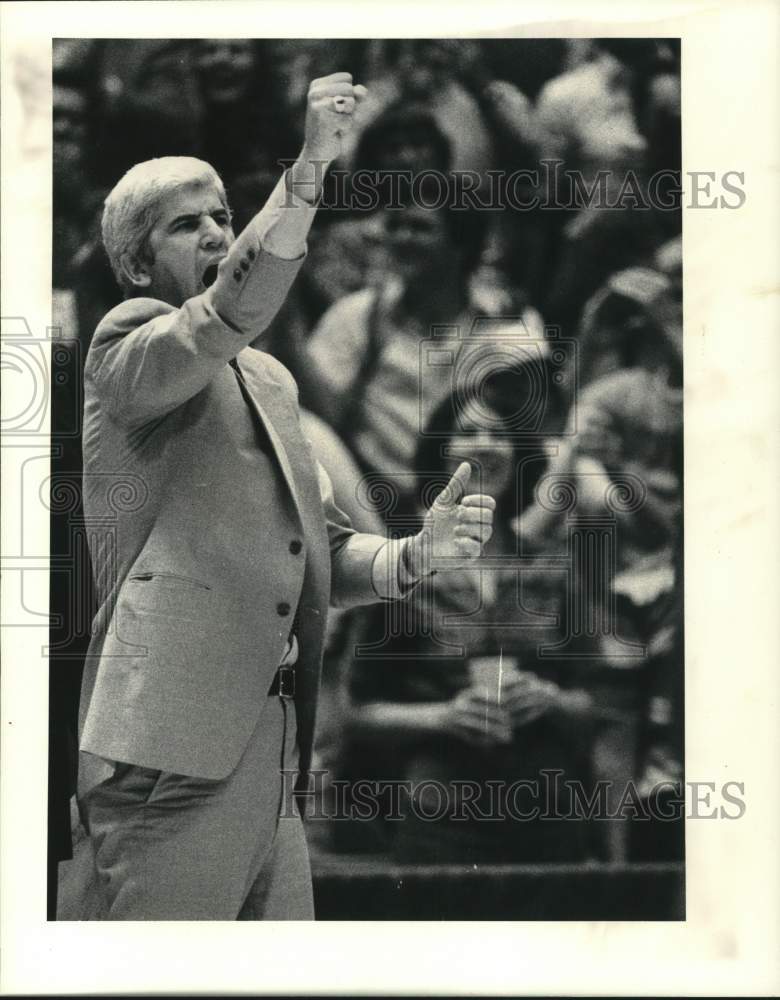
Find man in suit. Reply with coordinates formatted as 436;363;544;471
73;73;496;920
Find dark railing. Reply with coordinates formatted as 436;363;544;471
311;855;685;920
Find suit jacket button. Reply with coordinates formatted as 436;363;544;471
247;248;256;261
240;258;250;271
289;540;302;555
233;268;243;281
277;602;291;617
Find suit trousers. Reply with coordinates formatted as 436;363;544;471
79;695;313;920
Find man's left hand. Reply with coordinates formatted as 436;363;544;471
405;462;496;577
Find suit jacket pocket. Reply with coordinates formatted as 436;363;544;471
123;572;218;622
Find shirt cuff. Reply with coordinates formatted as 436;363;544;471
370;537;423;601
255;170;319;261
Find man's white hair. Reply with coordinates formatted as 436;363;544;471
102;157;228;296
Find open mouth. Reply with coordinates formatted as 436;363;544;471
202;263;220;289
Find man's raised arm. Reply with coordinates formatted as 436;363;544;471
88;74;366;425
213;73;367;328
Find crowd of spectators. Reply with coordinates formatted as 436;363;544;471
52;37;684;868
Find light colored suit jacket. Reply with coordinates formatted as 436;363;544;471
77;196;397;792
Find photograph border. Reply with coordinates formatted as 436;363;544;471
2;1;778;995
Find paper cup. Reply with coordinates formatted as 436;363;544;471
468;654;520;706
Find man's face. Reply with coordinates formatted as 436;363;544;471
384;204;451;284
398;41;455;97
375;129;444;173
53;86;87;194
140;183;234;306
54;86;87;162
197;39;256;105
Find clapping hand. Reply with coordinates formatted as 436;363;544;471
501;674;595;731
500;672;561;728
439;687;513;748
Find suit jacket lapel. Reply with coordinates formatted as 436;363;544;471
232;353;302;515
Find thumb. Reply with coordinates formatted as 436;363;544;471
434;461;471;510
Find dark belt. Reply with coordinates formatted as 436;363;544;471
268;665;296;698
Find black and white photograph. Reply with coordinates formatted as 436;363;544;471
1;1;778;995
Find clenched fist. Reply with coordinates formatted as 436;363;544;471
303;72;368;163
405;461;496;578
